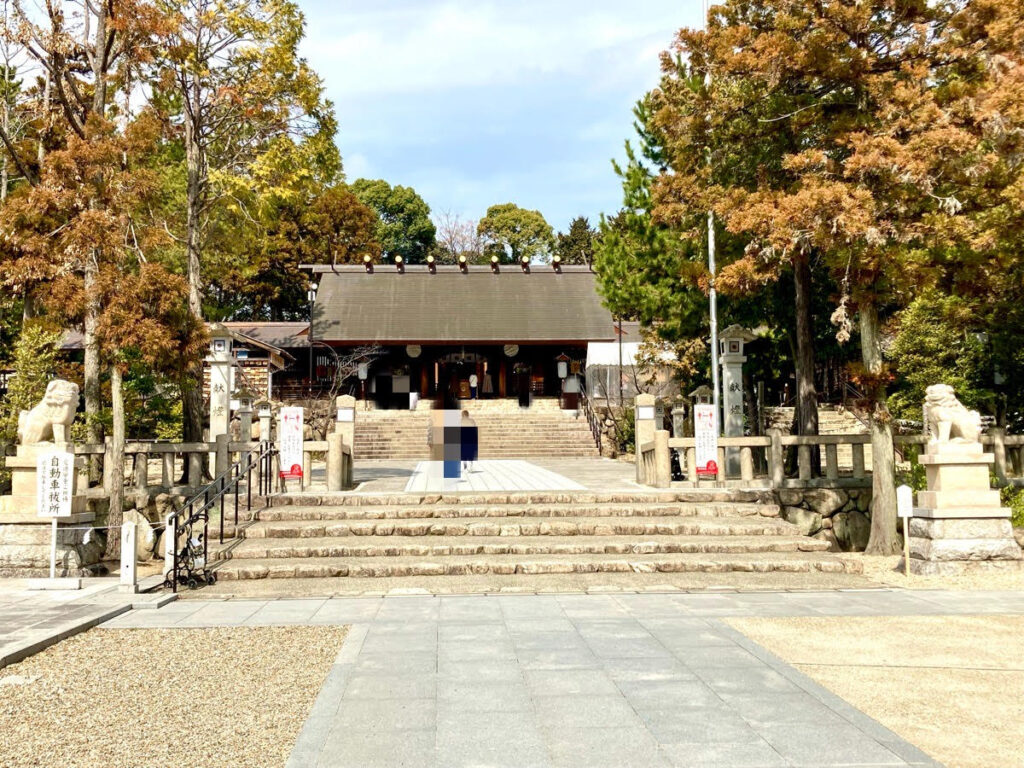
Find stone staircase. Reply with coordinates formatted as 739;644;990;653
211;489;861;582
354;398;600;460
764;404;872;468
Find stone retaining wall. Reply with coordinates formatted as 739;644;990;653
775;487;873;552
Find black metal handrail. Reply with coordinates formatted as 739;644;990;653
164;440;278;592
578;387;603;454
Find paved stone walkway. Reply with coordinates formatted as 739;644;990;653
404;460;586;493
0;577;172;669
100;589;1024;767
350;458;641;494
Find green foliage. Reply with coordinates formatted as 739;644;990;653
556;216;596;265
895;446;928;493
1001;485;1024;529
0;324;64;448
593;142;707;342
888;292;993;421
608;405;635;455
350;179;436;264
477;203;555;263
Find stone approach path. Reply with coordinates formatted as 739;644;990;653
99;589;1024;768
404;460;586;493
0;576;173;670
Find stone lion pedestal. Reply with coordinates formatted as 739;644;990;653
0;380;101;576
905;385;1023;575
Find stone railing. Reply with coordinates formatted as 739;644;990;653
634;428;1024;490
5;434;353;497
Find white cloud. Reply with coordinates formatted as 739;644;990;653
300;0;690;97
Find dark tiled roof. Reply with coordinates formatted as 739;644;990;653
220;322;309;349
61;323;309;352
310;266;615;344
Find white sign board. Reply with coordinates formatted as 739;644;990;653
693;403;719;478
37;450;74;518
897;484;914;518
278;406;304;479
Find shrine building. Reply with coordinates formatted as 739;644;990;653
305;263;616;409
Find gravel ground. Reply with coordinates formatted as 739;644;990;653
849;553;1024;590
0;626;347;768
729;615;1024;768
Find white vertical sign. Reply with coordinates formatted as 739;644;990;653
278;406;304;479
37;450;74;518
693;404;719;478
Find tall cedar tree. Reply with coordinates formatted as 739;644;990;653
652;0;1014;553
157;0;339;441
2;0;164;455
5;115;204;555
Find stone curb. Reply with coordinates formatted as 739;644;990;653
286;623;369;768
710;620;944;767
0;603;133;671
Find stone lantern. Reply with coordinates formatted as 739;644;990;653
718;325;756;475
255;400;273;443
235;387;256;443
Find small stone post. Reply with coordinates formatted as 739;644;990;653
163;512;175;579
634;393;656;484
119;521;138;593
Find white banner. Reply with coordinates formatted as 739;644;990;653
278;406;304;478
693;404;719;478
37;450;74;518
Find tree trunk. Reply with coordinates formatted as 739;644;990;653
83;264;102;480
104;364;125;560
182;101;206;444
793;252;819;438
860;299;900;555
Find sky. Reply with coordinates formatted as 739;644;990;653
295;1;705;233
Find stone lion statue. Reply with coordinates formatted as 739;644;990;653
17;379;79;445
924;384;981;444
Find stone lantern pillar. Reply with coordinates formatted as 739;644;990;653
206;325;235;443
718;325;756;475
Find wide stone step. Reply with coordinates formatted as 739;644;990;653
212;551;860;580
272;489;776;506
255;502;780;522
240;515;794;539
215;534;830;561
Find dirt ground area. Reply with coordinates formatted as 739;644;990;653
0;625;347;768
729;615;1024;768
847;554;1024;590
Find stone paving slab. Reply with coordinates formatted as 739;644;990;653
96;589;1006;767
0;576;173;670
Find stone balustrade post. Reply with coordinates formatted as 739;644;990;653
990;427;1008;485
214;433;230;480
326;432;345;492
768;428;784;488
654;430;671;488
634;394;657;484
336;395;356;455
